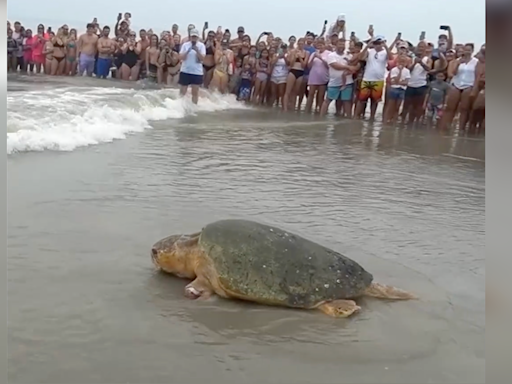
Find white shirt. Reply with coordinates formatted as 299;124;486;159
327;51;353;87
389;67;411;89
363;48;388;82
452;57;479;90
327;22;344;39
179;41;206;76
12;31;24;57
271;57;289;79
408;56;430;88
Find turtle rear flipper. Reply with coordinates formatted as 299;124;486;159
363;282;418;300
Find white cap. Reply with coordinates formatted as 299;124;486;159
189;28;200;37
337;14;346;22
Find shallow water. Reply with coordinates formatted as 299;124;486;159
7;75;485;383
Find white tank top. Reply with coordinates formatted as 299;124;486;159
452;57;478;90
408;56;429;88
272;57;288;78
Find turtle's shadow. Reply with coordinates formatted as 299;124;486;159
145;270;352;343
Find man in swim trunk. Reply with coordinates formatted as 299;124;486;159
77;23;99;76
355;36;390;120
96;26;115;79
320;39;359;118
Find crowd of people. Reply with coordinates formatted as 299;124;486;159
7;14;485;130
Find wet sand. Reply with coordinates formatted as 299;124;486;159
8;79;485;383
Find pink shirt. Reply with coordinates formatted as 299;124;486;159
307;50;330;85
31;34;47;57
23;37;35;61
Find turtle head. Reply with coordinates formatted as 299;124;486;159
151;233;200;279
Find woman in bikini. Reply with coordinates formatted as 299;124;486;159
253;48;270;104
145;34;161;82
202;30;217;88
210;39;233;94
440;43;479;130
50;28;67;75
65;29;77;76
42;32;55;75
282;37;309;111
120;32;142;81
163;40;181;85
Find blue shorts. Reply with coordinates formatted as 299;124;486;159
96;57;112;79
178;72;204;86
388;87;405;100
405;85;428;98
327;84;353;101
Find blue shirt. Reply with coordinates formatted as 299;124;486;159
304;45;316;75
179;41;206;76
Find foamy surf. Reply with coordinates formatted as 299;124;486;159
7;85;249;154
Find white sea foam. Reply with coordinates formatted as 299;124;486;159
7;86;249;154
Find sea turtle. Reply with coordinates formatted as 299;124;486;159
151;219;417;318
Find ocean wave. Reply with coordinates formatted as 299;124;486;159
7;85;248;154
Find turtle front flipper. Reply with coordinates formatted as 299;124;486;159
317;300;362;318
184;277;214;300
362;282;418;300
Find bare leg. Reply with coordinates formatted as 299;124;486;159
305;85;317;113
190;84;200;104
316;85;326;113
282;73;296;111
317;300;361;318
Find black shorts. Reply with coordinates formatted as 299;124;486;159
179;72;204;86
405;85;428;98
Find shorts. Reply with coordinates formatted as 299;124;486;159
96;57;112;78
426;103;443;119
405;85;428;98
178;72;204;86
327;84;353;101
388;87;406;101
238;79;252;100
358;80;385;102
271;75;287;84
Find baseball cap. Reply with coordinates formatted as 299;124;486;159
374;35;385;42
237;26;245;33
398;42;408;49
189;28;200;37
337;14;346;22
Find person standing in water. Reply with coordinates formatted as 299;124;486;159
77;23;99;76
178;28;206;105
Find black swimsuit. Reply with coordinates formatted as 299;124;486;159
290;56;304;79
53;40;66;62
203;43;215;72
124;48;139;68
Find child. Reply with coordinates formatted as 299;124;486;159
237;62;254;101
423;72;449;126
123;13;132;27
229;57;243;95
384;54;411;123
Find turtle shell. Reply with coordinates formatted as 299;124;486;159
199;219;373;308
